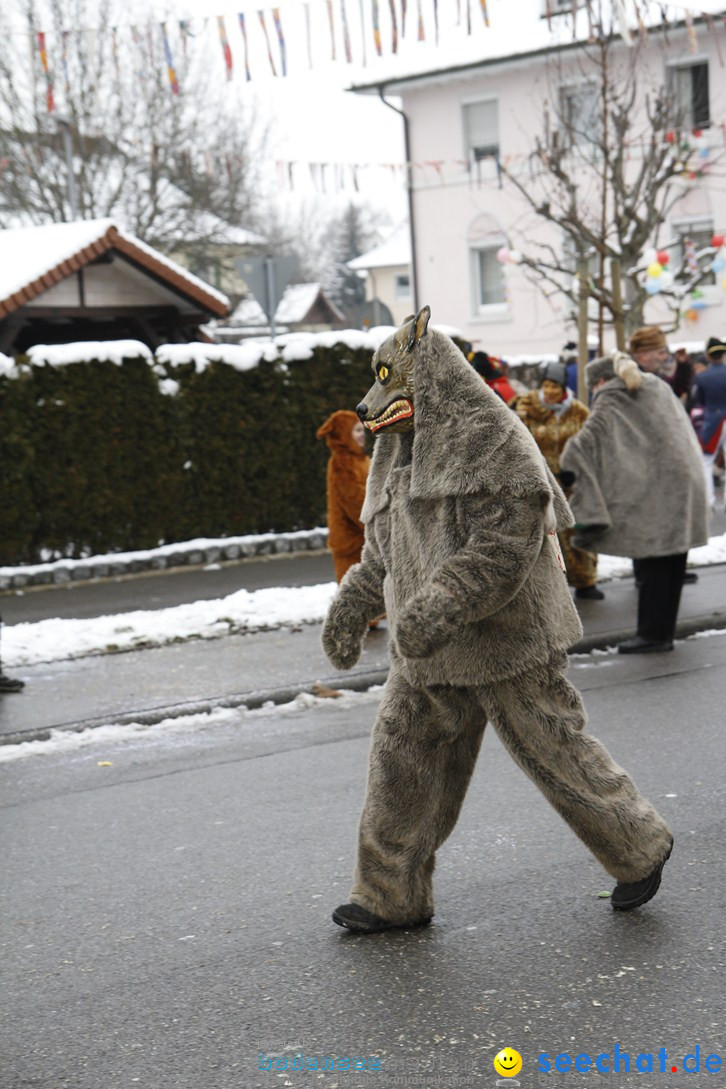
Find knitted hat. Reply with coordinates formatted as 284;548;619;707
705;336;726;359
541;361;568;388
585;356;616;388
628;326;667;356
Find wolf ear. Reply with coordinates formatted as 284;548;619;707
406;305;431;352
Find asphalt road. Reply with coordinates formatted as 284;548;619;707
2;632;724;1089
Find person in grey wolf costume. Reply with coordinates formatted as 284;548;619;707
322;307;673;933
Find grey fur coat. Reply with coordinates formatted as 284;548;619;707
322;329;583;685
561;372;709;558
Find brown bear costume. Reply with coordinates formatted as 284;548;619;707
316;410;370;583
322;308;673;933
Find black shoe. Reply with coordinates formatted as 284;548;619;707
617;636;673;654
683;571;698;584
611;838;674;911
0;673;24;692
575;585;605;600
332;902;432;933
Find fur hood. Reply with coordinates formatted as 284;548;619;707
362;327;568;525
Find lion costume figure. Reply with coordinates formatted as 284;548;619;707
322;307;673;933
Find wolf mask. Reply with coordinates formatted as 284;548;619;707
355;307;432;434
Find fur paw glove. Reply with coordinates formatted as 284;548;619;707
321;595;368;670
396;589;457;659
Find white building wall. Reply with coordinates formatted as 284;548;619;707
400;29;726;357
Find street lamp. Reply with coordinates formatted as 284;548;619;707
55;114;78;221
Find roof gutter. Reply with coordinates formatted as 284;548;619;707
377;87;419;314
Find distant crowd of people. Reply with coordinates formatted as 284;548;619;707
318;325;723;658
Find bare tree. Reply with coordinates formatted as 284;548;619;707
501;9;724;341
0;0;269;249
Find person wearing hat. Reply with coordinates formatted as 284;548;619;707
560;351;709;653
470;351;518;407
516;361;604;600
691;336;726;510
628;326;699;584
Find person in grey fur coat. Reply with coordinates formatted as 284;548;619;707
322;307;673;933
561;351;708;654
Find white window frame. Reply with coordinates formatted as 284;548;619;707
461;97;500;176
470;243;508;318
665;56;711;132
671;215;719;302
394;272;411;300
540;0;574;16
559;80;602;148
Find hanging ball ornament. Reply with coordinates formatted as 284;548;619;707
656;250;670;266
647;262;663;278
496;246;511;264
711;234;724;249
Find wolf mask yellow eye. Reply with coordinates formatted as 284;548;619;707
378;365;389;382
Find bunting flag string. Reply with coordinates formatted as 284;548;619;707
111;26;119;79
326;0;337;60
160;23;180;95
61;30;70;97
217;16;234;80
258;10;278;76
272;8;287;75
18;0;726;108
238;12;252;80
358;0;367;66
372;0;383;55
304;4;314;68
388;0;399;52
339;0;353;63
37;32;55;112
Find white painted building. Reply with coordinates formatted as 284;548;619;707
352;2;726;357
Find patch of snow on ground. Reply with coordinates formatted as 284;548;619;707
3;583;338;667
0;685;385;762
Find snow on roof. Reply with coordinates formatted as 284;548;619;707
228;283;344;327
0;218;229;313
348;223;411;271
276;282;344;323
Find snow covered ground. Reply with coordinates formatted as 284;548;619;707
3;532;726;669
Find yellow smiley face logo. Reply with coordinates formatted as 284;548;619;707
493;1047;523;1077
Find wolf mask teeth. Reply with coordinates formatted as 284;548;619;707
364;398;415;432
356;306;431;436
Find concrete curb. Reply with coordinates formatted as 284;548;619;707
5;609;726;747
0;529;329;591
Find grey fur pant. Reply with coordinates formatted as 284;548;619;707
350;653;672;923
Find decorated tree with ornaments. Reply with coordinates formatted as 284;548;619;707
498;10;725;346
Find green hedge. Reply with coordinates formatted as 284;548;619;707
0;344;375;564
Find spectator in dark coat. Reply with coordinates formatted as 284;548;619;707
692;336;726;511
